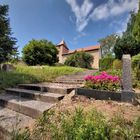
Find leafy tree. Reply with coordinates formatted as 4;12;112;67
114;34;140;59
133;1;140;43
64;51;93;68
22;39;58;65
114;10;140;59
0;5;17;63
98;34;117;58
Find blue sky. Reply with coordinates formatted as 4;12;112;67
0;0;139;55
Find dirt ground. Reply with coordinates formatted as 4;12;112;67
55;91;140;121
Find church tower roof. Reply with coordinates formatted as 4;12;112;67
57;40;69;50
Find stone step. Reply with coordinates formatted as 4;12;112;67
55;78;84;81
18;84;74;94
6;88;64;103
55;81;84;84
56;76;85;78
0;106;34;140
55;79;84;83
0;93;54;119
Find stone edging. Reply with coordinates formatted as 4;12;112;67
76;88;121;101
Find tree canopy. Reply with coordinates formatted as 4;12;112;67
114;34;140;59
114;10;140;59
0;5;17;63
133;1;140;43
22;39;58;65
98;34;117;58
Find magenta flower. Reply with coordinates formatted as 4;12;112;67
84;71;121;91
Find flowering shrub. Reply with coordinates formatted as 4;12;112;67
84;71;120;91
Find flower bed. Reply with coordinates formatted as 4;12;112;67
84;71;121;91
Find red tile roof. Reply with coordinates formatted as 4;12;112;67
62;45;100;55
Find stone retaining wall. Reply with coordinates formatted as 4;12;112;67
76;88;122;101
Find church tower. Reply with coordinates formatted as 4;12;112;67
56;40;69;63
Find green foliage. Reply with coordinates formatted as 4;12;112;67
114;11;140;59
0;5;17;63
11;128;31;140
132;53;140;69
99;56;115;70
32;108;111;140
106;69;122;77
30;107;140;140
98;34;117;58
112;59;122;70
124;11;136;36
114;34;140;59
132;53;140;81
132;53;140;88
133;2;140;43
64;51;93;68
22;39;58;66
93;69;122;77
110;115;140;140
0;65;83;90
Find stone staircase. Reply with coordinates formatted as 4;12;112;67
55;70;97;84
0;70;95;139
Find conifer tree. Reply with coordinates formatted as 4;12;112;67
133;1;140;43
0;5;17;63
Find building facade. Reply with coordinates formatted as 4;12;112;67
56;40;100;69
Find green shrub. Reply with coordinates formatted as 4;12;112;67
113;59;122;70
99;56;115;70
64;51;93;68
54;63;65;66
22;39;58;66
132;54;140;81
132;53;140;69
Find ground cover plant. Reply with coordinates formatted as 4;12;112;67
13;105;140;140
0;65;84;90
84;71;121;91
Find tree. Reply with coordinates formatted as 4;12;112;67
124;11;136;36
0;5;17;63
114;10;140;59
114;34;140;59
22;39;58;65
133;1;140;43
64;51;93;68
98;34;117;58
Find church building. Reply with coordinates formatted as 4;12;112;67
56;40;100;69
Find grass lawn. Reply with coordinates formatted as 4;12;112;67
0;65;84;90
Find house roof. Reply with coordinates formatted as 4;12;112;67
62;45;100;55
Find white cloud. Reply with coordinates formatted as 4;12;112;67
66;0;138;32
110;17;129;36
66;0;93;32
73;32;87;41
91;0;138;21
69;32;88;45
